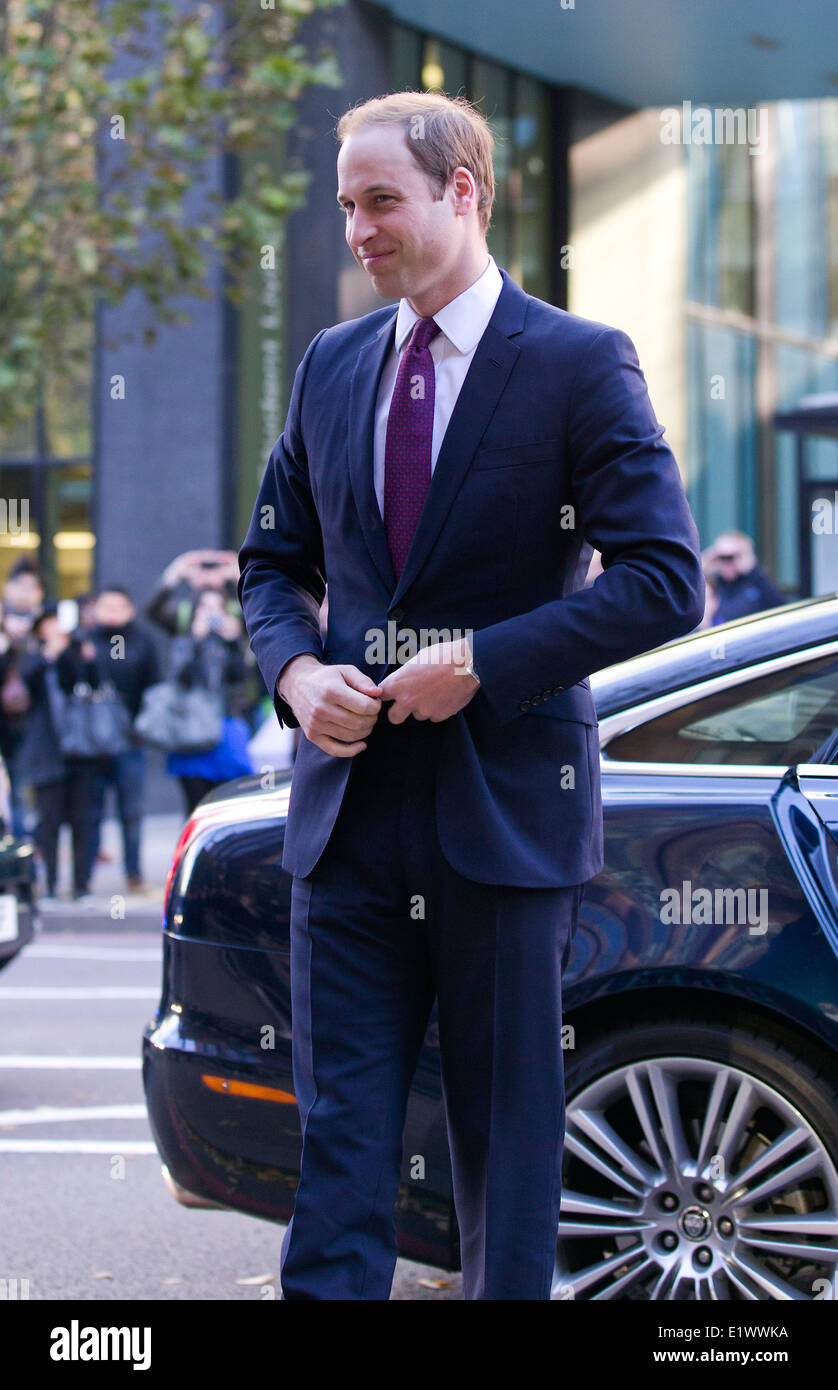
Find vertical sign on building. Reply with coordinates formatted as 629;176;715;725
235;134;288;545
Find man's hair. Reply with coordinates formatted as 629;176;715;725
98;583;134;601
335;91;496;237
8;556;45;584
717;530;754;548
30;602;59;637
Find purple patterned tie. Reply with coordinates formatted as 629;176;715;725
383;315;441;581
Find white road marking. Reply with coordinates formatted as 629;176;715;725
0;1103;148;1126
0;1056;142;1069
0;986;158;999
23;945;162;961
0;1139;158;1153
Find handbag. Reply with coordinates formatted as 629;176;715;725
133;680;223;752
45;666;134;759
0;663;29;716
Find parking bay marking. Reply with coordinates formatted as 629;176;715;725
0;1103;148;1125
0;1139;158;1153
0;986;159;999
23;945;162;962
0;1101;157;1154
0;1056;142;1069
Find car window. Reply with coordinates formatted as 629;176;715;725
605;652;838;766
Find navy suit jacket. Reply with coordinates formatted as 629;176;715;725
237;265;705;887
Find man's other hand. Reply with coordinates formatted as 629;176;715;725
375;638;479;724
278;655;382;757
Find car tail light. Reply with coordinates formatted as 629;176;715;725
162;815;200;911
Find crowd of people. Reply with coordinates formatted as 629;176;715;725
0;550;264;904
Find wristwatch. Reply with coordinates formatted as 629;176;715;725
463;635;480;685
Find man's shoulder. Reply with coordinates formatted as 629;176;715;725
520;291;633;352
310;303;396;357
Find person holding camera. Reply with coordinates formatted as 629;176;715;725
164;589;253;814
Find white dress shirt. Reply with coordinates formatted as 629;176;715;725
373;253;504;516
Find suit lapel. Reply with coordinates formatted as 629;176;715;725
347;266;528;602
347;310;399;593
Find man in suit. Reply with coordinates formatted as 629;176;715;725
237;90;705;1300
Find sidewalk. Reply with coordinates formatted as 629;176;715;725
36;812;186;932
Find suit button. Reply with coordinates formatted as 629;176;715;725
390;606;405;622
519;699;532;711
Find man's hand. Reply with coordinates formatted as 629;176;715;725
375;637;479;724
278;655;382;757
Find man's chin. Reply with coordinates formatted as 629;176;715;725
362;252;399;279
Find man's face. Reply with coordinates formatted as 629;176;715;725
95;591;135;627
195;591;225;623
714;536;754;579
337;125;470;299
4;573;42;612
35;615;62;647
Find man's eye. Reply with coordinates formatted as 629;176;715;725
340;196;392;211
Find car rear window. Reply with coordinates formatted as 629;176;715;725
605;652;838;766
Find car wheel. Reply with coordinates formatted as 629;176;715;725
553;1015;838;1299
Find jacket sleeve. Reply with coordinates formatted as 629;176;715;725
145;578;183;635
237;328;329;729
141;630;161;689
470;327;706;724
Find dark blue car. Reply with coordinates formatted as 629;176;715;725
143;593;838;1299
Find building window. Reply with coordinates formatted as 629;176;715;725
0;312;94;597
470;57;513;268
511;75;552;302
825;100;838;339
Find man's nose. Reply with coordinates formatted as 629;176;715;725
348;212;377;250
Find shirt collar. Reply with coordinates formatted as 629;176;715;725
394;253;503;355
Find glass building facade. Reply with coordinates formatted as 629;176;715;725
685;100;838;594
388;23;555;303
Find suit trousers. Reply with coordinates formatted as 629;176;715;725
279;712;583;1300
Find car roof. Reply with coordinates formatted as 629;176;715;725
591;593;838;717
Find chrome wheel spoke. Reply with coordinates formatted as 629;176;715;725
727;1251;809;1300
648;1263;680;1299
721;1259;763;1299
552;1241;648;1297
646;1062;692;1174
589;1257;659;1300
723;1148;821;1207
721;1125;810;1194
563;1128;647;1196
571;1106;659;1186
713;1076;755;1175
561;1189;646;1219
739;1212;838;1237
559;1217;655;1237
695;1069;729;1173
625;1066;671;1174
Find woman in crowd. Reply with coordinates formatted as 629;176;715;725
18;606;112;904
165;589;254;814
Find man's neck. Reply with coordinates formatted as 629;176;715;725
405;247;490;319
